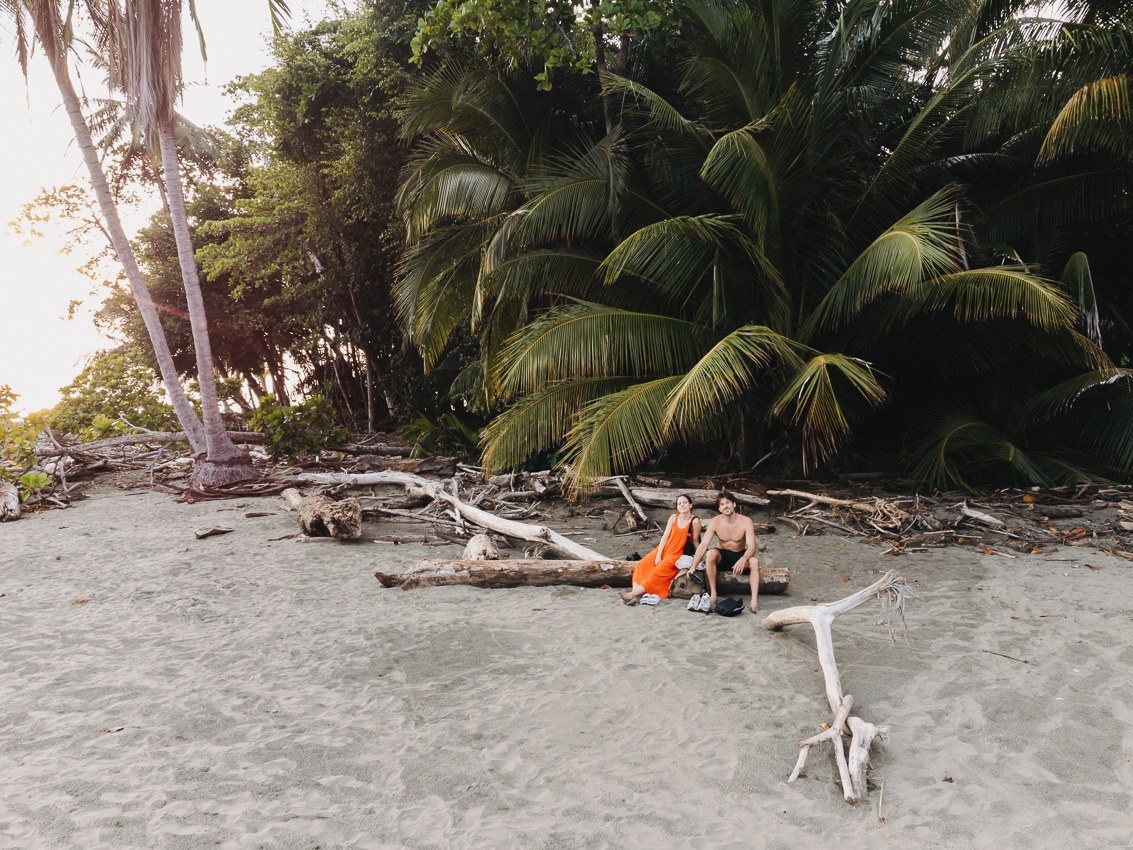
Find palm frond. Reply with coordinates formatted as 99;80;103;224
804;188;965;339
662;324;804;440
560;376;685;495
1038;75;1132;163
770;353;888;471
479;376;632;472
497;301;716;395
1060;251;1101;346
910;267;1074;329
1014;369;1133;423
906;408;1049;491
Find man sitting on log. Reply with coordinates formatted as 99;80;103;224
687;492;761;613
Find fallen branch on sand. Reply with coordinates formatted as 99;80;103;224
299;471;608;560
375;558;791;592
762;570;911;802
34;431;266;458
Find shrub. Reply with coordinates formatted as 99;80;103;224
249;395;351;459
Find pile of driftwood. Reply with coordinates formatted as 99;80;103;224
767;483;1133;560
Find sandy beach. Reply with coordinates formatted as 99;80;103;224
2;481;1133;849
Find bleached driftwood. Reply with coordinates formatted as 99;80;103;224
34;431;265;458
462;533;500;560
959;502;1005;528
281;488;362;539
630;487;769;508
612;478;648;524
377;558;790;592
762;570;910;802
0;483;19;521
299;471;607;560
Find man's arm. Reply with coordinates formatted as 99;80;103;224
690;517;717;569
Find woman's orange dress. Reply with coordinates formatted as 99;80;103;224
631;515;696;598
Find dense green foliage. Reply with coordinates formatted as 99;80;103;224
397;0;1133;490
49;348;180;439
53;0;1133;490
248;395;351;459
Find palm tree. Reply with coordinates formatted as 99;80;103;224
399;0;1133;491
4;0;208;457
7;0;289;486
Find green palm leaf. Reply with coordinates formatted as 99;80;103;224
662;324;804;440
909;267;1074;329
561;376;685;494
1014;369;1133;424
907;408;1049;491
770;353;888;471
497;301;716;394
1038;75;1132;163
480;376;632;472
804;188;965;339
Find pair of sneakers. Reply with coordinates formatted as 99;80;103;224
640;593;661;606
687;593;713;613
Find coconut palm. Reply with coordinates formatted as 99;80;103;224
3;0;208;457
399;0;1133;490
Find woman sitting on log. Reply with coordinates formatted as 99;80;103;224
620;494;701;605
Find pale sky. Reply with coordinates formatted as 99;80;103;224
0;0;333;414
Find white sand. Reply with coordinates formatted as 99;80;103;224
2;485;1133;848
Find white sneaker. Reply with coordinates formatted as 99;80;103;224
697;594;713;613
640;593;661;606
687;593;701;611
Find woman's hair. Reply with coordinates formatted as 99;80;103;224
675;493;693;506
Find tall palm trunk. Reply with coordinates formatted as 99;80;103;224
157;115;256;485
45;40;208;456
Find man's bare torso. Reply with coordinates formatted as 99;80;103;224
714;513;754;551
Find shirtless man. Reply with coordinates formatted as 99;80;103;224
688;492;760;613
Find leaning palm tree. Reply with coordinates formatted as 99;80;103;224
6;0;290;485
3;0;209;458
103;0;259;484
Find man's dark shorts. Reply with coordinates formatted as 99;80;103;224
716;549;748;572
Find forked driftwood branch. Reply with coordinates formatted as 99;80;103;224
761;570;910;802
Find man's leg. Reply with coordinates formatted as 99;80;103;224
704;549;721;606
747;556;760;612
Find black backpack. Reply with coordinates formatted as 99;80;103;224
714;597;745;617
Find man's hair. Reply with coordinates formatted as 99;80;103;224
717;491;736;506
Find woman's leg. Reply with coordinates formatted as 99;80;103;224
620;582;646;603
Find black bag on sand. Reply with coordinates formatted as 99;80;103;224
714;598;745;617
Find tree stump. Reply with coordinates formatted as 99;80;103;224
281;488;362;539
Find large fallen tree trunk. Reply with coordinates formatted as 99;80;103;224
376;559;790;592
1;482;19;521
761;570;910;802
629;487;769;508
299;471;608;560
35;431;266;458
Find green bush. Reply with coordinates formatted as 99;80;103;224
402;413;481;460
249;395;351;459
0;385;38;478
50;349;179;439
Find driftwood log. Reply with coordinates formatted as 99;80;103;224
1;483;19;521
375;559;790;593
299;471;608;560
280;488;362;539
629;487;769;508
761;570;910;802
34;430;266;458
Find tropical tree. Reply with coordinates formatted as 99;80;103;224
3;0;291;484
398;0;1133;491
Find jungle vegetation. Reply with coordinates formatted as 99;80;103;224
8;0;1133;491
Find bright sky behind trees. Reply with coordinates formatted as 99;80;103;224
0;0;330;413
